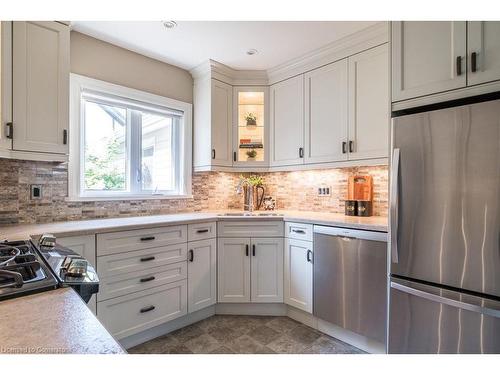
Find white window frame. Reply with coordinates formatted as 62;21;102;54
69;73;192;201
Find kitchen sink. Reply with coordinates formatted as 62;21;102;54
217;212;284;217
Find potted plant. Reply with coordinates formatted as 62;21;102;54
246;149;257;160
244;112;257;126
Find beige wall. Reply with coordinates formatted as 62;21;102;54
70;31;193;103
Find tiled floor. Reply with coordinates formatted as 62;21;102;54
128;315;364;354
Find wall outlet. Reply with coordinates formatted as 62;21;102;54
317;186;331;196
30;184;42;199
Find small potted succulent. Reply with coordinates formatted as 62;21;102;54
246;149;257;160
244;112;257;126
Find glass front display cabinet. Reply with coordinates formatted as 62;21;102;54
233;87;268;166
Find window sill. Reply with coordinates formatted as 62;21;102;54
66;194;194;202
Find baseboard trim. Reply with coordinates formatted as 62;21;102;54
286;305;386;354
119;305;216;350
216;303;287;316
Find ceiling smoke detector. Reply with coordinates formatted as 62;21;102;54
162;21;178;29
246;48;258;56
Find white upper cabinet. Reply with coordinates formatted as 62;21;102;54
348;44;389;160
467;22;500;86
270;75;304;166
232;86;269;167
304;59;348;164
250;237;284;303
0;22;12;152
187;238;217;313
392;21;467;102
193;78;233;169
211;79;233;166
12;21;69;154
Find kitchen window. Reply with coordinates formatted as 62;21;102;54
69;74;192;200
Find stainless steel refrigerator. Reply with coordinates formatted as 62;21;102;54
389;97;500;354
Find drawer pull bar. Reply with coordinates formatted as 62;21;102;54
140;256;156;262
189;249;194;262
140;276;155;283
140;305;155;313
292;229;306;234
140;236;156;241
196;229;209;234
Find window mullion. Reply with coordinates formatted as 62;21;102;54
129;110;142;195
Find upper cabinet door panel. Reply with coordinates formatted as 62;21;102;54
270;75;304;166
348;44;389;160
211;79;233;166
467;21;500;86
305;59;348;164
12;21;69;154
392;21;466;102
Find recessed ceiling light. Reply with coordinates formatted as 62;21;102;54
162;21;177;29
246;49;258;56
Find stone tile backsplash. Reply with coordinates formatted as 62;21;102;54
0;158;388;224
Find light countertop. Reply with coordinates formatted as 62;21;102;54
0;210;387;241
0;288;125;354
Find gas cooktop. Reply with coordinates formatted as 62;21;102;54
0;240;58;301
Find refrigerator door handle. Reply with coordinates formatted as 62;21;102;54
390;148;400;263
391;282;500;319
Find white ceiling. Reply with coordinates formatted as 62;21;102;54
71;21;377;71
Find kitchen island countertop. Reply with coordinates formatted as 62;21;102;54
0;288;125;354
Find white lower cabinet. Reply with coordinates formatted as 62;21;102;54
218;236;283;303
188;238;217;313
97;280;187;340
251;237;284;303
57;235;97;314
217;237;251;303
284;238;313;313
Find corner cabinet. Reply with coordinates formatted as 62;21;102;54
392;21;500;104
217;237;283;303
232;86;269;167
0;21;69;161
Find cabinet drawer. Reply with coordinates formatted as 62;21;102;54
97;243;187;278
97;225;187;256
217;220;284;238
285;222;313;241
188;221;216;241
97;262;187;302
97;280;187;339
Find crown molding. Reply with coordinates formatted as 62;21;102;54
190;59;268;86
267;22;389;84
190;22;389;86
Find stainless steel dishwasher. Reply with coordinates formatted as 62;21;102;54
313;225;388;343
